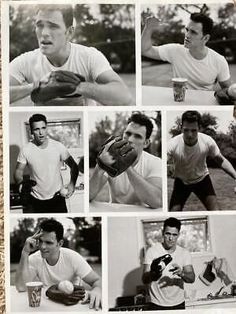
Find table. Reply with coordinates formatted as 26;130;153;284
142;86;219;106
89;201;162;212
10;286;90;312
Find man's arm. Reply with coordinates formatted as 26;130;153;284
15;230;43;292
75;70;133;106
126;167;162;208
83;270;102;310
141;17;167;60
14;162;26;185
219;78;231;89
64;155;79;198
142;263;155;284
170;263;195;283
89;165;108;201
10;76;34;104
213;154;236;180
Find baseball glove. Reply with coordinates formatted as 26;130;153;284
214;88;235;106
97;136;138;177
150;254;172;281
46;284;85;306
31;70;85;104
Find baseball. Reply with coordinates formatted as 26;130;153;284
58;280;74;294
60;187;68;197
228;83;236;99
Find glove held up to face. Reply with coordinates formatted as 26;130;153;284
31;70;85;104
97;136;138;177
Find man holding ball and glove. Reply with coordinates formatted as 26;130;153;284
15;219;102;310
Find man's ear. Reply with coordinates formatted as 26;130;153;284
203;34;210;44
144;138;150;148
66;26;74;40
58;239;64;247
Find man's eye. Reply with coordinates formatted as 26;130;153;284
125;132;131;137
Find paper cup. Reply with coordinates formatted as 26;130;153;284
26;281;43;307
172;78;188;102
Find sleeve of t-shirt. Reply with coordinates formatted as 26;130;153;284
10;54;29;84
146;155;162;179
71;251;92;285
158;44;180;63
89;48;113;81
17;147;28;165
183;249;192;267
207;137;221;158
217;55;230;82
57;142;70;162
144;247;157;265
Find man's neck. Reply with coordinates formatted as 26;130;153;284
46;251;60;266
33;137;49;149
189;46;208;60
46;42;71;67
162;243;176;254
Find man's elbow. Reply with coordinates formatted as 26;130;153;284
15;282;26;292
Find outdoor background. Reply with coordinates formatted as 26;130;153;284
9;3;135;98
10;217;101;286
141;3;236;87
89;111;161;202
167;109;236;211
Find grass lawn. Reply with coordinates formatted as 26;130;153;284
168;168;236;211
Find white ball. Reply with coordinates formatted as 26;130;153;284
58;280;74;294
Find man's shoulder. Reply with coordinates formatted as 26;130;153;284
48;138;66;149
71;43;102;56
142;151;161;162
169;134;182;145
176;245;190;256
207;47;225;60
198;132;215;143
60;247;80;258
12;48;41;61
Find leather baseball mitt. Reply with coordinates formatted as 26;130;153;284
31;70;85;104
214;88;235;106
150;254;172;281
46;284;85;306
97;136;138;177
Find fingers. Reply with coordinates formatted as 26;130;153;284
32;229;43;239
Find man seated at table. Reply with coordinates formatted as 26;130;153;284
89;113;162;209
142;12;231;91
168;110;236;211
15;218;101;310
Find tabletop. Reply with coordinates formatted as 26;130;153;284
10;286;91;313
142;86;219;106
89;200;162;212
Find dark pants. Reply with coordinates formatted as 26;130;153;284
23;193;67;213
169;174;216;211
146;301;185;311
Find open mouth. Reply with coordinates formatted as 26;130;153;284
40;40;53;46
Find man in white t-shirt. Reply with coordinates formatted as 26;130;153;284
14;114;79;213
168;111;236;211
89;113;162;209
10;4;133;106
142;12;231;91
15;218;101;310
142;217;195;310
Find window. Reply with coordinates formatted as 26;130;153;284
142;217;210;253
25;118;81;148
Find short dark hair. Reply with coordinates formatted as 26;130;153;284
163;217;181;232
128;113;154;139
190;13;213;36
29;114;47;133
39;218;64;242
36;4;74;28
181;110;202;127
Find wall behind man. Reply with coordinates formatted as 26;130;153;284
9;111;83;184
108;215;236;308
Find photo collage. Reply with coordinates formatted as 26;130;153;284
2;1;236;313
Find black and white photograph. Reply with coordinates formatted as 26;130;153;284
9;3;135;106
9;111;84;213
167;109;236;211
108;215;236;311
141;3;236;106
9;216;102;312
89;110;163;212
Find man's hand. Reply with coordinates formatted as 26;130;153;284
169;263;183;277
23;230;43;254
97;138;116;167
87;287;102;310
65;182;75;198
145;17;168;32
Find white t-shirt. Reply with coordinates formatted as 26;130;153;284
17;138;69;200
29;247;92;287
157;44;230;90
108;151;162;205
10;43;112;105
168;132;220;184
144;243;192;306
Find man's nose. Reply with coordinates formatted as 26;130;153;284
41;26;50;37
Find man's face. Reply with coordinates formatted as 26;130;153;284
38;231;62;259
182;121;199;146
123;122;149;156
35;10;70;56
31;121;47;145
184;20;207;49
163;226;179;250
